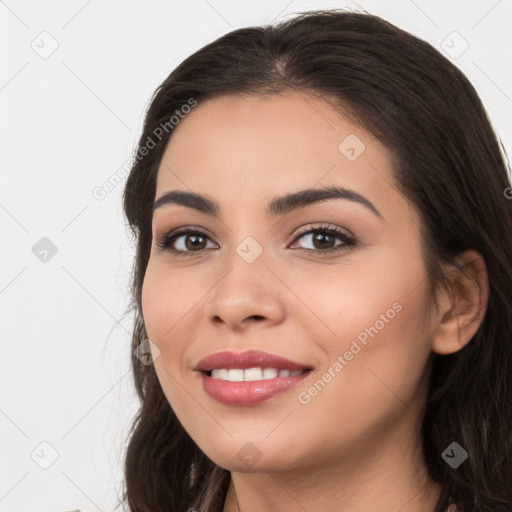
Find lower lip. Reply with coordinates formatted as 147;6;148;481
200;371;311;406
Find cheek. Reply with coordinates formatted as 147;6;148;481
141;268;166;343
286;247;434;413
291;274;434;441
141;260;201;342
274;251;420;355
140;263;198;414
141;263;191;381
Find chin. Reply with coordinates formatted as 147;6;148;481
196;437;305;474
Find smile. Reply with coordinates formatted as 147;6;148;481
210;367;305;381
195;350;314;406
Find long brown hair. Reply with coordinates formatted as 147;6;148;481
119;10;512;511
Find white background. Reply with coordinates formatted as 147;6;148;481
1;1;511;511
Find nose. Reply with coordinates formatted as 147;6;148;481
204;255;286;332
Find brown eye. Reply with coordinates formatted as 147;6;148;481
157;230;217;254
182;233;207;251
290;225;356;253
157;224;356;257
307;231;337;250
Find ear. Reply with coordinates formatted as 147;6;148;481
432;250;489;355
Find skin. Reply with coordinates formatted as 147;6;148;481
141;91;488;512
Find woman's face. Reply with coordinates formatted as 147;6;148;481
142;91;438;472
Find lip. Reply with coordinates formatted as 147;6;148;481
195;350;312;372
195;350;314;406
200;371;311;406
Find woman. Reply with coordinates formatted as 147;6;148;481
119;9;512;512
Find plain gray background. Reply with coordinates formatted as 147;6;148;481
1;1;511;510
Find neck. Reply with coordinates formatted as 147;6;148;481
222;417;442;512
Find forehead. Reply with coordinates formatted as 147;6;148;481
155;92;401;219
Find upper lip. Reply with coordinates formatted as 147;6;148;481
195;350;313;372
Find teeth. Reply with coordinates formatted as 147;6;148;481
244;367;263;381
210;367;303;381
227;369;244;381
262;368;278;379
212;369;229;380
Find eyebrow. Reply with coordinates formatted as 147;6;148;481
152;185;383;220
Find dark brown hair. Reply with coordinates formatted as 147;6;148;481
119;9;512;512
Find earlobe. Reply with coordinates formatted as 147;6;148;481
431;250;489;355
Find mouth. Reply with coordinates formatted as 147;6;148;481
195;350;314;406
195;349;313;373
203;367;311;381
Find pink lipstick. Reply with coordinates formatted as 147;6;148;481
195;350;313;406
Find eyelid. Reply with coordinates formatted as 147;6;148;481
155;225;218;251
290;223;353;242
288;223;356;251
156;223;356;255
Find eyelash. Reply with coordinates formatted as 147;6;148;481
156;223;356;257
